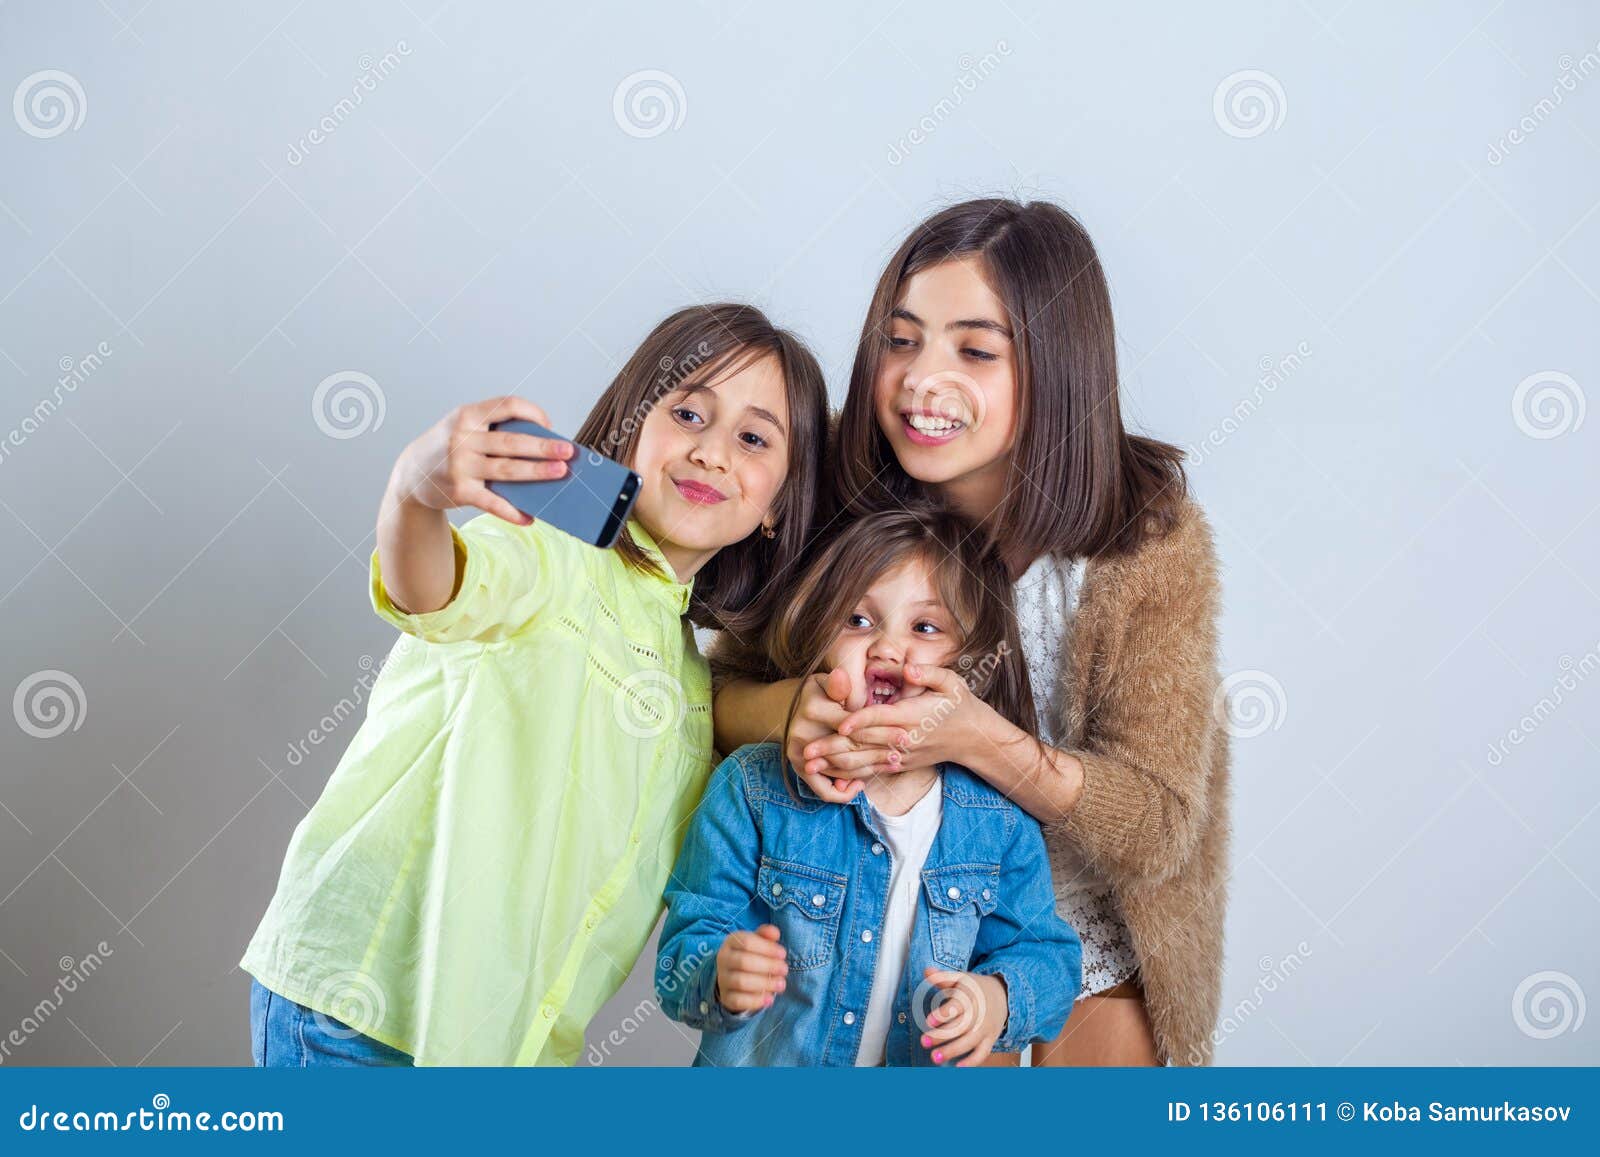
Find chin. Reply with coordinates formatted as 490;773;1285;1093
893;447;980;485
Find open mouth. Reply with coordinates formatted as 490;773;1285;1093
901;411;967;445
867;667;904;705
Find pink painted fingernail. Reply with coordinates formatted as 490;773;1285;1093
932;1050;944;1063
920;1034;932;1048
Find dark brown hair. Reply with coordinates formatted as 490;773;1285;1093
574;302;828;635
832;198;1187;567
765;505;1037;761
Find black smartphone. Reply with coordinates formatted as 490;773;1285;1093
486;420;641;550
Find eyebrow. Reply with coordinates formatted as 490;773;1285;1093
859;596;944;613
676;383;787;437
891;307;1012;340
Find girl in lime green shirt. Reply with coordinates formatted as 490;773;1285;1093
242;304;828;1066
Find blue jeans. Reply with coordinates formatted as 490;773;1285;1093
249;978;413;1067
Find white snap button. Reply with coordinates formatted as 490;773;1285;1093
811;894;825;907
861;930;872;942
843;1011;855;1025
947;886;960;899
981;889;991;900
699;1000;709;1014
772;882;783;895
871;842;884;855
897;1012;907;1024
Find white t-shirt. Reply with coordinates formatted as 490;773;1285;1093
854;779;944;1066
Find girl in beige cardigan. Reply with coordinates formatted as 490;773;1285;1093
710;198;1230;1066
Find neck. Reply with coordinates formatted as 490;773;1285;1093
936;460;1036;577
937;457;1009;528
865;766;940;817
655;540;714;585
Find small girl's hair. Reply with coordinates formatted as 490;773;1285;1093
765;505;1037;774
573;302;829;635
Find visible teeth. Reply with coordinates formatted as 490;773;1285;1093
906;413;963;433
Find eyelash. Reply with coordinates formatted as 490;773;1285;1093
672;406;770;450
844;614;942;634
885;334;998;362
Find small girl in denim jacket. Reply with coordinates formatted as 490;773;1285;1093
658;507;1082;1066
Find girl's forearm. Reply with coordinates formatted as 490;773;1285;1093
966;713;1085;825
376;471;459;615
712;677;801;754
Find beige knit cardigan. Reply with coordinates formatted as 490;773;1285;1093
709;498;1230;1065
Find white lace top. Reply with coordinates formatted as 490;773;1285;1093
1012;553;1138;999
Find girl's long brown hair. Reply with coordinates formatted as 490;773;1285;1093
765;506;1037;775
574;302;828;635
832;198;1188;567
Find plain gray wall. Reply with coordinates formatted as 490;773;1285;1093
2;1;1596;1066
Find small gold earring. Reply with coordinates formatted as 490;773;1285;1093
761;520;776;539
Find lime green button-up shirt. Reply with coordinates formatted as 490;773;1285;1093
241;515;714;1066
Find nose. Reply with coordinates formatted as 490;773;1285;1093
865;631;904;666
687;424;733;474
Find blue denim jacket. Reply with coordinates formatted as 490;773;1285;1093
657;742;1082;1065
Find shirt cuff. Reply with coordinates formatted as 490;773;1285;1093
369;525;478;641
972;964;1032;1053
680;953;762;1034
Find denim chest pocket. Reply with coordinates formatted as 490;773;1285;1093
757;857;847;971
922;865;1001;969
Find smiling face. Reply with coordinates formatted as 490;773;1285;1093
629;352;790;581
821;554;962;712
874;256;1020;516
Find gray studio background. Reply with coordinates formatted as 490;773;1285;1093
2;1;1597;1066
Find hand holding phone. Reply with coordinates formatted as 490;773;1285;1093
387;396;576;527
486;419;641;549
